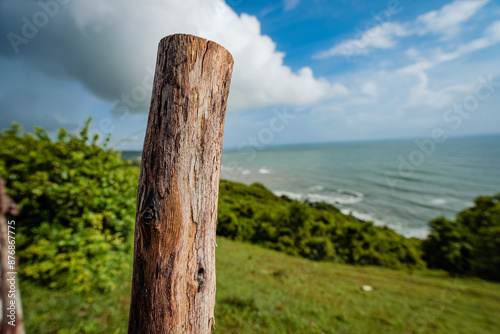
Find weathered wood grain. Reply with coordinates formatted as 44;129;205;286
127;34;233;333
0;178;24;334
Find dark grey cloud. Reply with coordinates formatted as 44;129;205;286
0;0;155;114
0;0;336;116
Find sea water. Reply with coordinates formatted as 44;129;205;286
220;134;500;238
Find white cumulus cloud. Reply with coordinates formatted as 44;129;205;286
314;22;409;59
415;0;490;38
315;0;491;59
0;0;342;113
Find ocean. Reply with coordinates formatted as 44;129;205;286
122;134;500;238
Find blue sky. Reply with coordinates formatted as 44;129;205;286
1;0;499;150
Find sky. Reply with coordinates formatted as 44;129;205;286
0;0;499;150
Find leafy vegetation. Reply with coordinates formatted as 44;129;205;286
0;121;138;292
217;180;425;270
423;194;500;281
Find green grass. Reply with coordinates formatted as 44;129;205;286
22;238;500;334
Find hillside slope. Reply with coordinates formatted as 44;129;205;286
23;238;500;334
217;180;424;270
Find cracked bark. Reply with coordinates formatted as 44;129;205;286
127;34;233;334
0;178;24;334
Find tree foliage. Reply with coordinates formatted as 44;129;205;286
423;194;500;281
0;120;139;292
217;180;425;270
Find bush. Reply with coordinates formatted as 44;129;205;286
299;237;336;261
0;120;139;292
217;179;425;270
423;194;500;281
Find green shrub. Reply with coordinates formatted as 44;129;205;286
217;180;425;270
0;120;139;292
217;211;250;241
299;237;336;261
423;194;500;280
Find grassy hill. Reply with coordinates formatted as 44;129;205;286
3;124;499;333
23;237;500;334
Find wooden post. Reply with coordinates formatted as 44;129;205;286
127;34;233;333
0;178;25;334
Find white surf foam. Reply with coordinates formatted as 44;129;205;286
430;198;447;206
258;167;271;174
274;190;303;201
306;193;363;205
